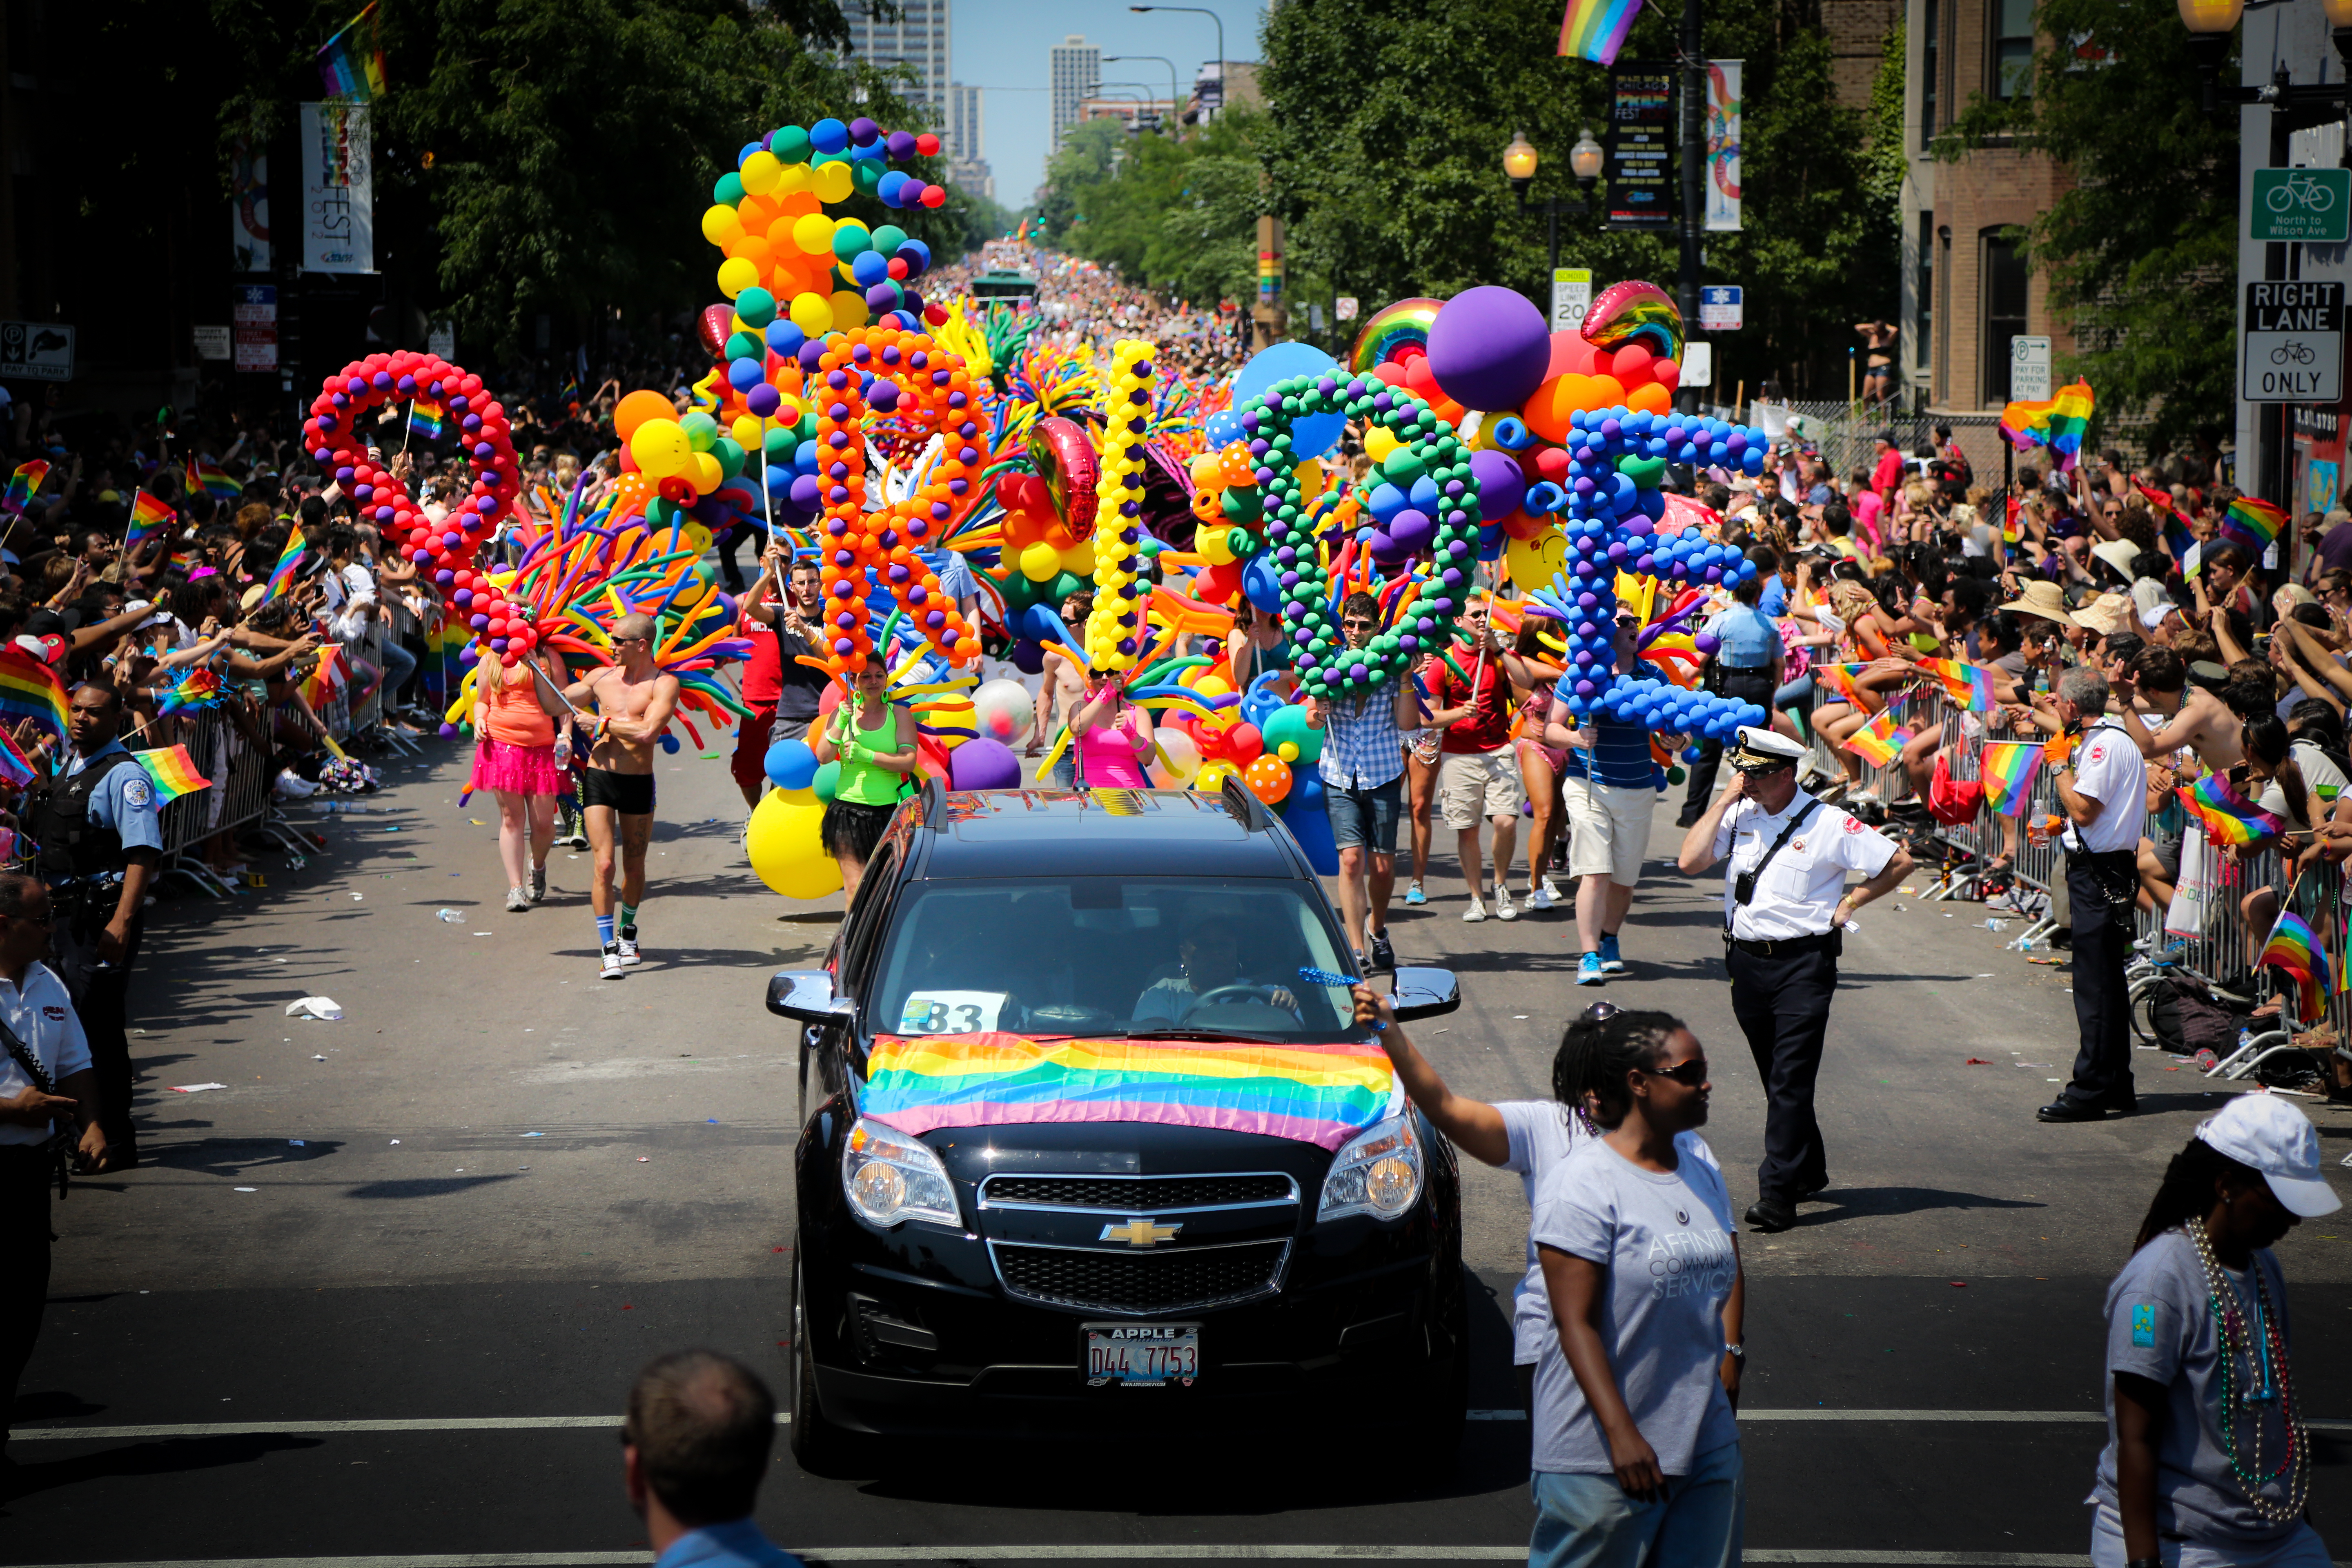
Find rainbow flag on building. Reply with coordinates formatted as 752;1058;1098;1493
127;490;176;550
2256;908;2330;1024
135;744;212;806
1999;379;2095;472
1843;706;1912;768
2;460;48;514
1555;0;1643;65
0;646;69;743
2178;772;2283;849
2218;496;2287;555
315;1;387;99
185;454;242;500
1978;741;2043;818
262;525;308;604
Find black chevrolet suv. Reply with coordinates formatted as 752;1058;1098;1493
767;776;1466;1471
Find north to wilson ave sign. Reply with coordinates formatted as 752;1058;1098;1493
2244;281;2343;404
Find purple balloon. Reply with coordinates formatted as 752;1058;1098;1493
1468;448;1528;519
789;474;823;510
948;737;1023;791
1426;286;1552;414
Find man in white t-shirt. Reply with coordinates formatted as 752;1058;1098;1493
2039;666;2149;1123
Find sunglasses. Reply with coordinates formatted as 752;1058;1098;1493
1637;1057;1710;1087
1340;618;1375;630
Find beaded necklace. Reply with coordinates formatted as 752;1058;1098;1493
2183;1218;2309;1522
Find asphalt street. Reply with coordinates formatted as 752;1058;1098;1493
7;731;2350;1566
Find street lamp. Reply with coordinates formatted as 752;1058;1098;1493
1129;6;1224;121
1108;55;1184;127
1501;129;1604;304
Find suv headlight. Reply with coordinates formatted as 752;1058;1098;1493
841;1118;962;1230
1317;1112;1423;1222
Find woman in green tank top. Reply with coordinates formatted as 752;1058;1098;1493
813;659;920;906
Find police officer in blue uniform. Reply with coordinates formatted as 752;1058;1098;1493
25;684;161;1166
1678;548;1787;827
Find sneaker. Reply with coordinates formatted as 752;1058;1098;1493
505;886;529;912
1526;884;1557;912
1494;887;1518;921
1577;952;1606;986
1369;929;1396;972
1540;875;1561;902
1599;933;1626;973
528;867;548;904
1462;896;1489;923
618;931;642;967
1405;882;1426;907
600;945;626;980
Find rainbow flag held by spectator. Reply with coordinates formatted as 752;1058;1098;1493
300;645;346;713
0;728;37;789
315;1;387;99
185;454;242;500
2218;496;2287;555
135;744;212;805
1922;658;1998;712
2178;772;2282;849
1978;741;2043;817
159;668;227;714
408;399;448;440
0;646;70;742
2256;908;2329;1024
1843;706;1911;768
1555;0;1642;64
2;460;49;514
1998;379;2094;472
2002;495;2022;545
263;526;308;604
127;490;176;549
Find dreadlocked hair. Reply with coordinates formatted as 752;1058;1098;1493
1584;1010;1687;1130
2132;1138;2261;1253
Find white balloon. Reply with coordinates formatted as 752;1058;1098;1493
971;677;1036;747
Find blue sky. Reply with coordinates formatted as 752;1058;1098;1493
942;0;1265;208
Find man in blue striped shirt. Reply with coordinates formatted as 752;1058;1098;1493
1307;592;1423;972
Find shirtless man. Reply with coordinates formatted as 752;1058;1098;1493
1855;320;1898;408
564;613;680;979
2110;646;2243;773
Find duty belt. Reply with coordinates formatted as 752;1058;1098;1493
1724;929;1841;959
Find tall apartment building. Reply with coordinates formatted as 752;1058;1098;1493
1050;35;1101;154
946;82;992;198
844;0;951;126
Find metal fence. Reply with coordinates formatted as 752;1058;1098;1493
1749;404;2008;494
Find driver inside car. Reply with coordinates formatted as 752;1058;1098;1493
1131;904;1300;1026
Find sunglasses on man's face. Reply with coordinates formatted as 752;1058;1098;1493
1638;1057;1710;1088
1341;618;1374;631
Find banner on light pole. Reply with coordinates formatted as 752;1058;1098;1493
1705;61;1742;233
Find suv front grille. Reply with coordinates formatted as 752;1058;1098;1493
992;1239;1290;1314
982;1174;1295;1211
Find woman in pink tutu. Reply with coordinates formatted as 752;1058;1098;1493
472;647;570;911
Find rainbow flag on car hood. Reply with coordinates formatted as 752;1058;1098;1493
862;1033;1396;1151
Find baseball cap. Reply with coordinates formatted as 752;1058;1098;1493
2195;1093;2341;1217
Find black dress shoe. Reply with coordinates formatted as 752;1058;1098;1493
1744;1197;1797;1233
2036;1097;2105;1123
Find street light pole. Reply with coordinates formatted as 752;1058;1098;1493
1108;55;1184;129
1678;0;1704;414
1129;6;1223;120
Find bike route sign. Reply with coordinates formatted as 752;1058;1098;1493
2252;168;2348;246
2244;281;2341;404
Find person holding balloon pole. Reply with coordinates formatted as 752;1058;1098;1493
1305;591;1422;973
562;614;679;980
813;658;919;909
730;543;828;811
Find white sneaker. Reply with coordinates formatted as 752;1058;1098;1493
1541;874;1562;900
528;867;547;903
617;934;642;967
1527;885;1557;911
1462;896;1489;923
505;886;529;912
600;945;626;980
1494;888;1518;921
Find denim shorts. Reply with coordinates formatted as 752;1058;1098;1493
1530;1439;1743;1568
1324;774;1403;853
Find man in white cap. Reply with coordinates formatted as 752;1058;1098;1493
1677;724;1912;1232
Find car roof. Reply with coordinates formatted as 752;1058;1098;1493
912;786;1305;880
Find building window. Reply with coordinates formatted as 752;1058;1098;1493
1980;229;2028;406
1936;225;1952;405
1915;209;1933;379
1921;0;1938;143
1991;0;2034;99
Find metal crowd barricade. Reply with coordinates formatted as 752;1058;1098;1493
134;696;316;899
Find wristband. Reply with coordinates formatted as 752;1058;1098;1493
2126;1559;2160;1568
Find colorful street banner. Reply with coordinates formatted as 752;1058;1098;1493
298;100;374;275
1704;61;1742;232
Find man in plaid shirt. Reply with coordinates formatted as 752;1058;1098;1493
1303;592;1423;973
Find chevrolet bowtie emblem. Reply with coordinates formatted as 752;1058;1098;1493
1100;1217;1181;1247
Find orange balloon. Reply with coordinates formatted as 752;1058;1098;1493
613;390;675;443
1626;382;1673;416
1001;508;1048;550
1245;755;1292;804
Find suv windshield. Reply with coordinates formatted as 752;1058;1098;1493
869;877;1358;1043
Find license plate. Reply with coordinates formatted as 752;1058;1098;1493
1085;1322;1200;1388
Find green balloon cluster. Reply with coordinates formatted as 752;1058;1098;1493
1245;376;1485;704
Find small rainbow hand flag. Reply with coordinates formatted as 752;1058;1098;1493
2256;908;2329;1024
408;399;448;440
2002;495;2022;545
135;744;211;805
262;525;308;604
127;490;176;550
1999;379;2094;472
2218;496;2287;555
2178;771;2283;849
186;455;242;500
159;668;227;715
0;728;37;789
0;646;68;743
1922;658;1997;713
3;460;48;514
1843;706;1912;768
1556;0;1642;65
1978;741;2043;818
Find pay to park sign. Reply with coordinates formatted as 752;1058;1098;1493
2244;281;2343;405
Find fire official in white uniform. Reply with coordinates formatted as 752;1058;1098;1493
2037;666;2147;1123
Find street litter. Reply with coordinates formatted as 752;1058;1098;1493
1965;1058;1992;1065
473;931;493;937
289;1139;305;1147
234;1187;258;1193
435;910;464;922
312;1055;327;1061
390;1139;400;1145
285;997;344;1021
522;1131;544;1137
172;1083;227;1094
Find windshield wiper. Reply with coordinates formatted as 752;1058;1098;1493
1119;1026;1285;1042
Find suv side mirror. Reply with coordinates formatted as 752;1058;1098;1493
768;969;855;1025
1388;967;1461;1022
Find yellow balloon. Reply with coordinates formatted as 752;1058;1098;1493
813;160;855;203
682;522;715;553
747;788;842;900
1059;538;1096;576
701;205;745;247
1295;458;1326;502
791;212;835;255
630;419;692;479
928;696;976;749
715;256;760;298
788;291;834;335
1365;425;1401;462
775;163;813;195
1192;675;1232;699
1197;528;1236;566
1505;526;1570;591
829;290;870;330
687;451;724;495
1194;760;1238;795
1019;541;1061;581
739;150;782;195
731;414;763;448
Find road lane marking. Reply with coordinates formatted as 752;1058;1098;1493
13;1410;2349;1441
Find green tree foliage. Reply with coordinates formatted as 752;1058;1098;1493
1935;0;2237;448
1034;114;1267;309
1256;0;1901;399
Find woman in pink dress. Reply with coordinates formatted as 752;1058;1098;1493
1068;670;1155;788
